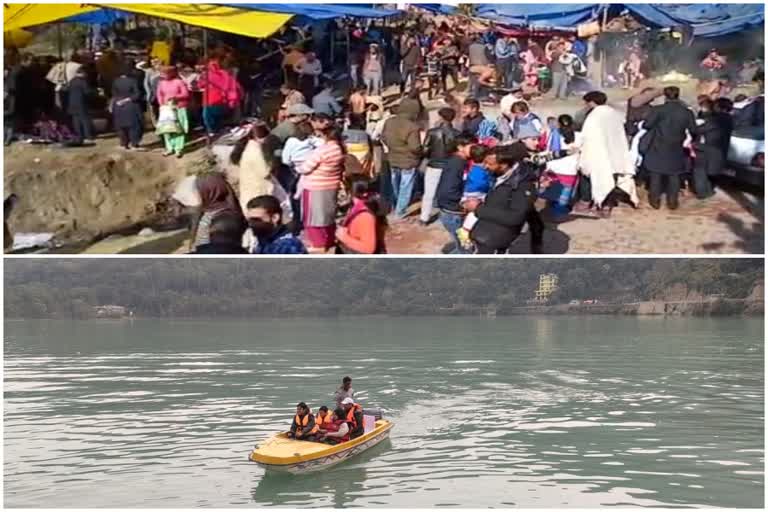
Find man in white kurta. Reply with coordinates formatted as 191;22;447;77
578;99;639;209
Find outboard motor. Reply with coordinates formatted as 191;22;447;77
362;408;383;421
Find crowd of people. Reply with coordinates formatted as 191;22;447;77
4;15;764;255
288;377;366;445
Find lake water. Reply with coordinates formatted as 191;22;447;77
4;317;764;508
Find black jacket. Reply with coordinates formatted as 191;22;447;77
693;112;730;175
471;162;538;251
111;75;142;129
732;96;764;130
192;243;248;255
435;155;467;213
424;123;460;168
641;100;697;176
349;410;365;439
66;76;91;116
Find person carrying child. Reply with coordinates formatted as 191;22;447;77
456;145;494;251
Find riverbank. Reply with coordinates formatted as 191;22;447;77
7;298;763;322
5;77;762;254
505;298;764;316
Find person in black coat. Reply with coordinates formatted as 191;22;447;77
111;66;144;150
67;68;93;144
640;86;697;210
421;107;460;225
468;144;541;254
691;99;731;199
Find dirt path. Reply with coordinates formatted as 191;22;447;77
385;184;763;254
4;136;201;249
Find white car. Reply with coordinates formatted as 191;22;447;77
725;126;764;186
724;98;764;187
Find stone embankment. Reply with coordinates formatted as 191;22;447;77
505;298;763;316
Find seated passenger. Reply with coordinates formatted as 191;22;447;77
319;407;351;445
315;405;333;428
341;397;365;439
287;402;318;441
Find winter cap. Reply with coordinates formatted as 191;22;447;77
517;123;542;140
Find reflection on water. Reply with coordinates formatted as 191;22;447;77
3;317;765;508
251;442;390;508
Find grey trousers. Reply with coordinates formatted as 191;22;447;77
364;71;383;96
552;71;569;99
420;166;443;222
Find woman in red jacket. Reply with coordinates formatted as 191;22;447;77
335;178;387;254
197;56;242;137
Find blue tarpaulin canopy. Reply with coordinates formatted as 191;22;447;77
615;4;684;29
63;9;129;25
617;4;764;37
414;4;459;16
656;4;764;37
23;3;765;40
231;4;401;20
472;4;601;29
447;4;765;38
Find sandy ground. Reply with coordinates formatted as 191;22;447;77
3;77;763;254
4;139;186;243
385;183;763;254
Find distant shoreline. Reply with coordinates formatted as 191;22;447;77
5;299;763;322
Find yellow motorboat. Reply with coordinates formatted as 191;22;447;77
249;419;393;474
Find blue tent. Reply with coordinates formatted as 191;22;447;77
617;4;684;29
472;4;601;28
57;9;129;26
618;4;764;37
659;4;764;38
450;4;764;38
414;4;460;16
231;4;401;20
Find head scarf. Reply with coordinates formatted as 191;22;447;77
195;173;244;220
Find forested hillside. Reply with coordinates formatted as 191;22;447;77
4;259;762;318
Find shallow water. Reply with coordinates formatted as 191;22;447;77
4;317;764;508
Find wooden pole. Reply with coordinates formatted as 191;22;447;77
600;7;609;88
203;28;210;146
346;27;351;72
57;22;63;60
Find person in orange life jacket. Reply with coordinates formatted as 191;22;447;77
318;407;351;445
288;402;318;441
341;397;365;439
315;405;333;428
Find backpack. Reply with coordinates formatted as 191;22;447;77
572;57;586;77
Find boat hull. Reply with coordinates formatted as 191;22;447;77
250;420;393;474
